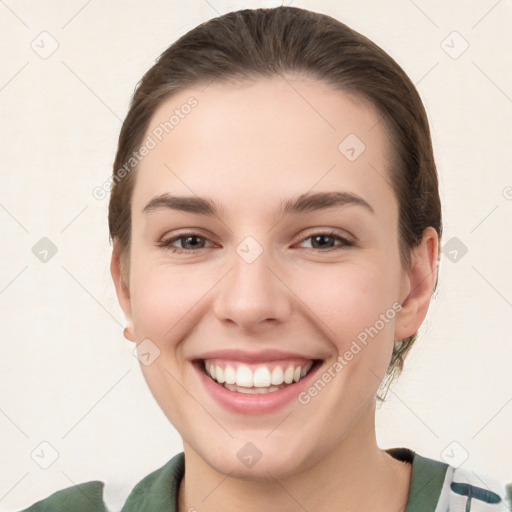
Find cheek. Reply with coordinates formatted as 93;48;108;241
128;243;402;359
288;258;400;393
130;266;210;339
287;259;398;343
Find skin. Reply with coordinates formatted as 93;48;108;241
111;74;438;512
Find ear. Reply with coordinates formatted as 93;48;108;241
110;241;135;342
394;227;439;341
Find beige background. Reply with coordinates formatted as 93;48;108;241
1;0;511;510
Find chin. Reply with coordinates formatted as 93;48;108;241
208;453;306;481
192;435;319;481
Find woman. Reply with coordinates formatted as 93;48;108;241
19;6;511;512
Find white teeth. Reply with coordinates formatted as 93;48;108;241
235;386;258;394
271;366;284;385
253;367;271;387
301;361;313;377
215;365;225;383
224;383;283;393
283;366;294;384
235;365;253;387
224;365;236;385
203;360;315;391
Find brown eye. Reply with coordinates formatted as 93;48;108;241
159;233;214;253
310;234;338;249
297;231;354;251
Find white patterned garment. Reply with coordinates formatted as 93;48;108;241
434;465;511;512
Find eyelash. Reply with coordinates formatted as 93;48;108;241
157;230;355;254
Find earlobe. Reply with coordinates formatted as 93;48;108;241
394;227;439;341
123;326;135;342
110;241;135;343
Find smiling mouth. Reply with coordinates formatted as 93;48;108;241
199;359;320;394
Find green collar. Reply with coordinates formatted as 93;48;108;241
21;448;449;511
386;447;448;512
119;448;448;512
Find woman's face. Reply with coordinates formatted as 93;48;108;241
113;75;436;478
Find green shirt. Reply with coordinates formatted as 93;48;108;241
18;448;512;511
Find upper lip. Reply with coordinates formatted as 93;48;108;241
192;349;320;364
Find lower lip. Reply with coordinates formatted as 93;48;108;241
194;362;320;415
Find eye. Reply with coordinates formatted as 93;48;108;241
296;231;354;251
158;233;215;253
157;230;354;254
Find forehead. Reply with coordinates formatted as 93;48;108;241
132;75;396;221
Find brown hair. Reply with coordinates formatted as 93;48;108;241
108;6;442;400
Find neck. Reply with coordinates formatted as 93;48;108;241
178;402;412;512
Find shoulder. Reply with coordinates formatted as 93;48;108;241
16;480;108;512
120;451;184;510
16;452;185;512
400;448;511;512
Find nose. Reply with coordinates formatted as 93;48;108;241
212;243;292;333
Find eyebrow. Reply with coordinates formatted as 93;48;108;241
142;191;375;218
